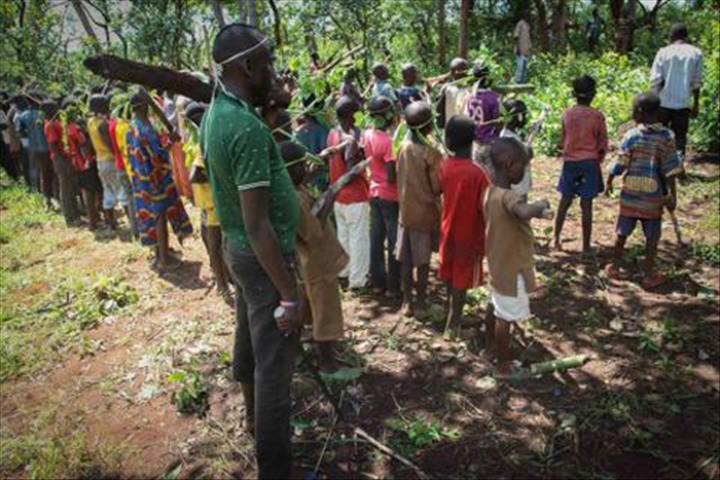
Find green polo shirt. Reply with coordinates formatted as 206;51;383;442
200;91;299;255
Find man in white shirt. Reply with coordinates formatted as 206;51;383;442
513;16;532;84
650;23;703;160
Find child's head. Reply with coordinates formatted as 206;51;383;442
401;63;418;86
279;141;307;187
503;98;528;131
262;106;292;142
449;57;469;80
185;102;207;127
572;75;596;105
40;100;58;119
472;61;492;88
343;68;357;82
368;96;396;131
444;115;475;156
632;91;661;125
371;63;390;81
405;101;434;137
335;95;360;129
129;93;149;118
89;94;110;115
491;137;529;185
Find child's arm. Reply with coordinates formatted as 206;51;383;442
427;149;442;195
386;161;397;184
605;173;616;197
666;176;677;211
598;114;609;162
512;198;552;220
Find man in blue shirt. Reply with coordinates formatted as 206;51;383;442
17;95;53;207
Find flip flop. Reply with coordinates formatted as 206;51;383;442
604;263;621;280
642;271;666;290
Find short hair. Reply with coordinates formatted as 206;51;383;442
89;94;110;113
670;23;688;41
40;100;56;113
368;96;394;116
472;61;490;80
573;75;596;99
212;23;267;65
129;93;147;109
633;91;661;116
335;95;360;119
372;63;389;79
405;101;433;128
445;115;475;152
401;63;417;76
490;137;528;170
450;57;469;72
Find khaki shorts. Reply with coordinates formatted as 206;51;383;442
396;225;433;267
302;277;344;342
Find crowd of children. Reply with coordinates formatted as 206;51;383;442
0;51;685;376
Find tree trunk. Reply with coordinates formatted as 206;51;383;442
70;0;100;51
268;0;282;46
550;0;567;52
211;0;226;28
84;54;214;102
437;0;447;66
533;0;550;51
247;0;257;27
458;0;472;59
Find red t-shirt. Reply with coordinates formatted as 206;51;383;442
561;105;608;162
43;119;68;163
438;158;491;290
363;128;398;202
327;127;369;204
108;119;125;170
66;122;93;171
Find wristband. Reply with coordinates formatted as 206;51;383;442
280;300;299;308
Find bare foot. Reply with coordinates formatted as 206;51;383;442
553;239;563;251
494;363;513;379
604;263;621;280
244;412;255;438
156;256;182;272
642;271;666;290
219;288;234;308
401;302;413;317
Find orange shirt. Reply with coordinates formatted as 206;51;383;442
561;105;608;162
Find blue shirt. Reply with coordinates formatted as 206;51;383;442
397;86;424;109
372;80;398;103
296;118;329;155
17;109;48;153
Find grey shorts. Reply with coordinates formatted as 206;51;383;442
396;225;433;267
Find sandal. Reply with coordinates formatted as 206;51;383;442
604;263;621;280
642;271;666;290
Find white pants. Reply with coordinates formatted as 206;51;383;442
335;201;370;288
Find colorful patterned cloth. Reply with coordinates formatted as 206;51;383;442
610;123;683;219
127;119;193;247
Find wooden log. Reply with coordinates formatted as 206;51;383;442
84;55;214;103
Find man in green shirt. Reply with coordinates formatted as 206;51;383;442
200;24;300;480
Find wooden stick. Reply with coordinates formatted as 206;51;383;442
354;427;430;479
318;45;365;75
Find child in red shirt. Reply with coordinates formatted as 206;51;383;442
364;96;400;296
554;75;608;254
327;96;370;290
41;100;79;226
439;115;491;339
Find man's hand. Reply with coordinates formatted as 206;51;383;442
691;104;700;119
276;302;301;336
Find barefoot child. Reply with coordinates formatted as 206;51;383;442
554;75;608;254
500;98;533;200
364;96;401;297
327;96;370;290
186;102;233;305
280;141;348;373
396;101;443;316
438;116;491;338
485;138;553;376
605;92;682;289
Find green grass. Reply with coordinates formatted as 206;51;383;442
0;403;123;479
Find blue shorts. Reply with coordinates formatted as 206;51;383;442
617;216;662;241
557;160;604;200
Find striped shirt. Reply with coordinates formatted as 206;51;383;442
610;124;683;219
650;43;703;110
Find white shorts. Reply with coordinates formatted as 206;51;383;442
491;274;531;322
97;160;128;209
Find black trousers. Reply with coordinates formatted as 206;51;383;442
659;107;690;158
223;241;297;480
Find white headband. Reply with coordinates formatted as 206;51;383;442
215;37;269;76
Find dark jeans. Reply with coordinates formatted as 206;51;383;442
370;197;401;293
30;150;54;202
55;158;79;225
19;147;32;189
659;107;690;158
222;241;296;480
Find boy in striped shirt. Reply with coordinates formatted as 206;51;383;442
605;92;683;289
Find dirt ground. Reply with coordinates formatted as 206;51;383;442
1;154;718;480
